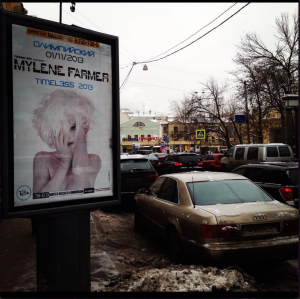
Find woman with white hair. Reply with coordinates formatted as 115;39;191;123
32;89;101;195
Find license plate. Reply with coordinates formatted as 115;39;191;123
242;223;280;236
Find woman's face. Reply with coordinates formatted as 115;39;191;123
67;117;87;145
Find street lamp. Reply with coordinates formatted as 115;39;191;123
143;64;148;71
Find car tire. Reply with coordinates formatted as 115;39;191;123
168;228;183;264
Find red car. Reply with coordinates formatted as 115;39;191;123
201;153;224;170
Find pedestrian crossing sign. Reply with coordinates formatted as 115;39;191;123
196;129;206;139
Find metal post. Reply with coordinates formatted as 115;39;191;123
36;211;91;292
244;81;250;144
59;2;62;23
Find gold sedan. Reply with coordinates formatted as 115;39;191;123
134;172;298;264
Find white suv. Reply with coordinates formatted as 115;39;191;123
221;143;294;171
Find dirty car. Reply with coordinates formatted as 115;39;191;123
134;172;298;264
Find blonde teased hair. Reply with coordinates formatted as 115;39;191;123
32;89;96;149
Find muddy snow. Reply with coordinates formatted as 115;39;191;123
92;264;258;292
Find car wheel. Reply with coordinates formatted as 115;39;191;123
168;228;183;264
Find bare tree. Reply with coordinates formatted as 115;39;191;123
187;77;233;148
233;11;298;132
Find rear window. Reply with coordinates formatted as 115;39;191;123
218;155;224;160
187;180;272;205
121;160;152;171
267;147;278;157
278;147;291;157
177;155;199;163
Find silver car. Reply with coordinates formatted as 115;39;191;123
134;172;298;264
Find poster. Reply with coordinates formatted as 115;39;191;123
12;24;114;207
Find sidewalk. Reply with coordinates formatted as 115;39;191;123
0;217;37;292
0;214;120;293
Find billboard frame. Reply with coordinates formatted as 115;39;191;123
0;11;121;218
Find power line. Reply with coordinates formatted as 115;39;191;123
147;2;238;61
140;3;251;65
120;3;250;89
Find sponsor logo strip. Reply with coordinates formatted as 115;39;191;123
26;27;100;48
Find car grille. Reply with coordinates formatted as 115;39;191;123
241;222;280;236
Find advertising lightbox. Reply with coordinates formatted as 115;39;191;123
1;11;120;217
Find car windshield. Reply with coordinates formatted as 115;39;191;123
121;160;152;171
187;179;272;205
287;169;298;185
177;155;199;163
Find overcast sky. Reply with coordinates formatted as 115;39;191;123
24;2;298;115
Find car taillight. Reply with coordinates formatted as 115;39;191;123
158;161;161;165
199;224;239;238
283;219;298;233
174;162;182;166
279;187;293;201
147;172;158;180
198;162;202;166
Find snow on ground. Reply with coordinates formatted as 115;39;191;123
92;264;259;292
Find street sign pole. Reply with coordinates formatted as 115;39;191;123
244;81;250;144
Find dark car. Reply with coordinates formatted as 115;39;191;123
144;153;160;170
156;153;202;175
121;155;158;200
231;162;298;208
201;153;224;171
153;153;168;162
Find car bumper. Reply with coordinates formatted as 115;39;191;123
184;236;298;263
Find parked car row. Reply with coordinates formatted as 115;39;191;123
119;145;298;265
121;143;298;209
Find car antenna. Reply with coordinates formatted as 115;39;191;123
192;176;195;209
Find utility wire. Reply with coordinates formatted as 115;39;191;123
147;2;238;61
120;3;250;89
139;2;250;65
120;63;135;92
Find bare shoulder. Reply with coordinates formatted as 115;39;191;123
33;151;53;170
89;154;101;170
34;151;53;159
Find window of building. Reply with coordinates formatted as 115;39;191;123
133;121;145;127
174;127;178;134
163;126;167;133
